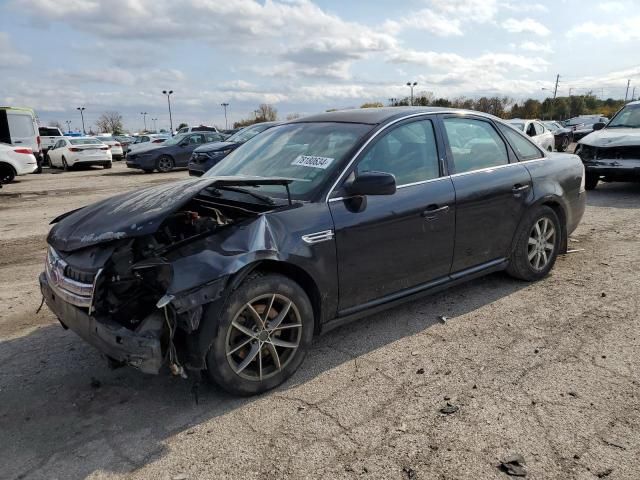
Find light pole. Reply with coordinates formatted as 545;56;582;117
140;112;148;132
76;107;86;134
162;90;174;135
221;103;229;130
152;117;158;132
406;82;417;106
65;120;72;133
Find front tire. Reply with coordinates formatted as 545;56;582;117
0;163;16;184
560;136;570;152
585;173;599;191
507;206;561;281
103;161;112;169
62;157;70;171
205;273;314;395
156;155;174;173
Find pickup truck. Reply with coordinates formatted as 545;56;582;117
38;127;64;160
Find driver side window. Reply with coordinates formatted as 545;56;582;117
356;119;440;185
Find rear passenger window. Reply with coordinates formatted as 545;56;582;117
357;119;440;185
498;124;543;161
443;117;509;174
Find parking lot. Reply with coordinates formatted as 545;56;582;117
1;162;639;480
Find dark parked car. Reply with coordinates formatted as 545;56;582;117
188;122;279;176
543;121;573;152
576;100;640;190
39;108;586;395
565;116;609;142
126;131;225;172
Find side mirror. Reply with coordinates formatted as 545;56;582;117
179;140;190;147
347;171;396;196
593;122;606;131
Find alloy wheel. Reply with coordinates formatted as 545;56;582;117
157;156;173;172
528;217;556;271
225;293;303;381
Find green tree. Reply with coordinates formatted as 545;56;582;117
176;123;188;131
360;102;384;108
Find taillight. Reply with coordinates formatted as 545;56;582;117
152;139;164;143
100;146;109;150
115;142;121;147
14;148;33;154
69;147;81;152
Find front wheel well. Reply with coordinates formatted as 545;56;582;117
541;200;568;253
232;260;323;335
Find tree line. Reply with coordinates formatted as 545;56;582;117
383;91;627;120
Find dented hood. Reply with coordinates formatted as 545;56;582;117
579;128;640;148
48;176;293;252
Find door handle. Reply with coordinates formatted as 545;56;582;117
422;204;449;219
512;184;531;194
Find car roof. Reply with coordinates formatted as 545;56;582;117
288;107;498;125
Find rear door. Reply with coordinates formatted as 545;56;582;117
329;117;456;311
7;111;38;152
440;115;533;273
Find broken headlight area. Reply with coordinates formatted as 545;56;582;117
45;191;275;376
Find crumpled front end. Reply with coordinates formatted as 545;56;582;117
40;181;287;375
577;144;640;181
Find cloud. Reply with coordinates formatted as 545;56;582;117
429;0;498;23
383;9;463;37
519;41;554;54
567;16;640;42
0;32;31;68
501;2;548;13
502;18;551;36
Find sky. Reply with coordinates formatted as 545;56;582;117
1;0;639;133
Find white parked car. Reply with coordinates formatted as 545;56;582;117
47;137;112;170
0;142;38;184
96;136;124;160
506;119;555;151
39;126;64;157
127;134;169;154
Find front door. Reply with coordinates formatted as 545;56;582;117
175;133;206;166
329;117;456;312
441;115;533;272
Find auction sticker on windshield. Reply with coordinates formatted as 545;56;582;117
292;155;334;169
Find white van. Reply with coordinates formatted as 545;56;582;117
0;107;42;172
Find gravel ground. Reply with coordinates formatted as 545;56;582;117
0;162;638;480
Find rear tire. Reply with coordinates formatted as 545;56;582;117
205;273;314;396
62;157;70;171
585;173;599;191
156;155;174;173
560;136;570;152
507;205;561;282
103;161;112;169
0;163;16;184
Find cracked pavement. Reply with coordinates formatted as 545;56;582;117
0;163;639;479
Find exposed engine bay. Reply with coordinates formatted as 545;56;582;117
41;179;291;377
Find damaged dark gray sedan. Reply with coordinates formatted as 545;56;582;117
40;108;586;395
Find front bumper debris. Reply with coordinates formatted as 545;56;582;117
40;272;164;374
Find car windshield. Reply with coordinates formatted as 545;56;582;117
543;122;559;131
567;117;594;126
204;122;371;200
162;134;188;146
97;137;112;142
508;122;525;131
70;138;102;145
227;123;273;143
607;104;640;128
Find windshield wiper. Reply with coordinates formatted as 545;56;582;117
214;185;276;205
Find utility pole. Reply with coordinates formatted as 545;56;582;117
553;74;560;99
221;103;229;130
632;86;637;102
140;112;148;131
152;118;158;132
65;120;71;133
624;79;631;102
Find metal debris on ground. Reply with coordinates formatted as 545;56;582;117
498;454;527;477
438;315;448;323
565;248;585;254
397;423;408;432
402;466;416;479
439;403;459;415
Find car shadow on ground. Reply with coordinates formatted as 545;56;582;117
587;182;640;209
0;272;527;479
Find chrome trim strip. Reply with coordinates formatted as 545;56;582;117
302;230;334;244
325;112;440;202
328;176;450;203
